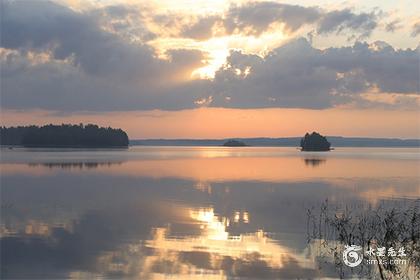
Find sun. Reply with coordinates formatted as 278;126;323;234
191;42;230;79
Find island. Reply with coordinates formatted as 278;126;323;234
0;124;129;147
300;132;331;151
223;139;248;147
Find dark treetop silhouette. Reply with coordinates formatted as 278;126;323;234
223;139;248;147
0;124;129;147
300;132;331;151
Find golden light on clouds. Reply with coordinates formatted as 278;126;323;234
63;0;292;79
191;39;230;79
190;30;288;78
56;0;419;82
148;0;229;14
148;26;288;79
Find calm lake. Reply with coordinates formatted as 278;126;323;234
1;147;419;279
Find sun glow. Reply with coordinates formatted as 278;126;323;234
192;47;229;79
149;30;288;79
191;30;287;78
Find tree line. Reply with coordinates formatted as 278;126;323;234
300;132;331;151
0;124;129;147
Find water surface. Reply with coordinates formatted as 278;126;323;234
1;147;419;279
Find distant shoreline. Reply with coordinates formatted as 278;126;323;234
130;137;420;147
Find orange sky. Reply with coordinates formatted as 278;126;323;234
2;108;419;139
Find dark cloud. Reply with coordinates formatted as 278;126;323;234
317;9;378;39
224;2;321;35
177;2;380;40
90;4;156;42
0;1;157;79
180;15;221;40
385;19;402;33
0;50;210;111
211;39;338;109
411;21;420;37
0;1;210;111
210;39;419;109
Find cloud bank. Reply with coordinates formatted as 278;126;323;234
0;1;419;112
179;1;380;40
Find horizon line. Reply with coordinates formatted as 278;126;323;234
130;136;420;141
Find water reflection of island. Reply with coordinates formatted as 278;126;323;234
303;158;326;167
27;162;123;169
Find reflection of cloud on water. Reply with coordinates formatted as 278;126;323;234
325;178;420;206
137;207;318;279
0;205;319;279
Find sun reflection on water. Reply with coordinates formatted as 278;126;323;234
139;207;314;279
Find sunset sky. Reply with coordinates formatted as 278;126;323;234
1;0;419;139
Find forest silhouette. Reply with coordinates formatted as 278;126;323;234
0;124;129;147
300;132;331;151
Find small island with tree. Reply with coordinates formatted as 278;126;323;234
0;124;129;147
223;139;248;147
300;132;331;151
